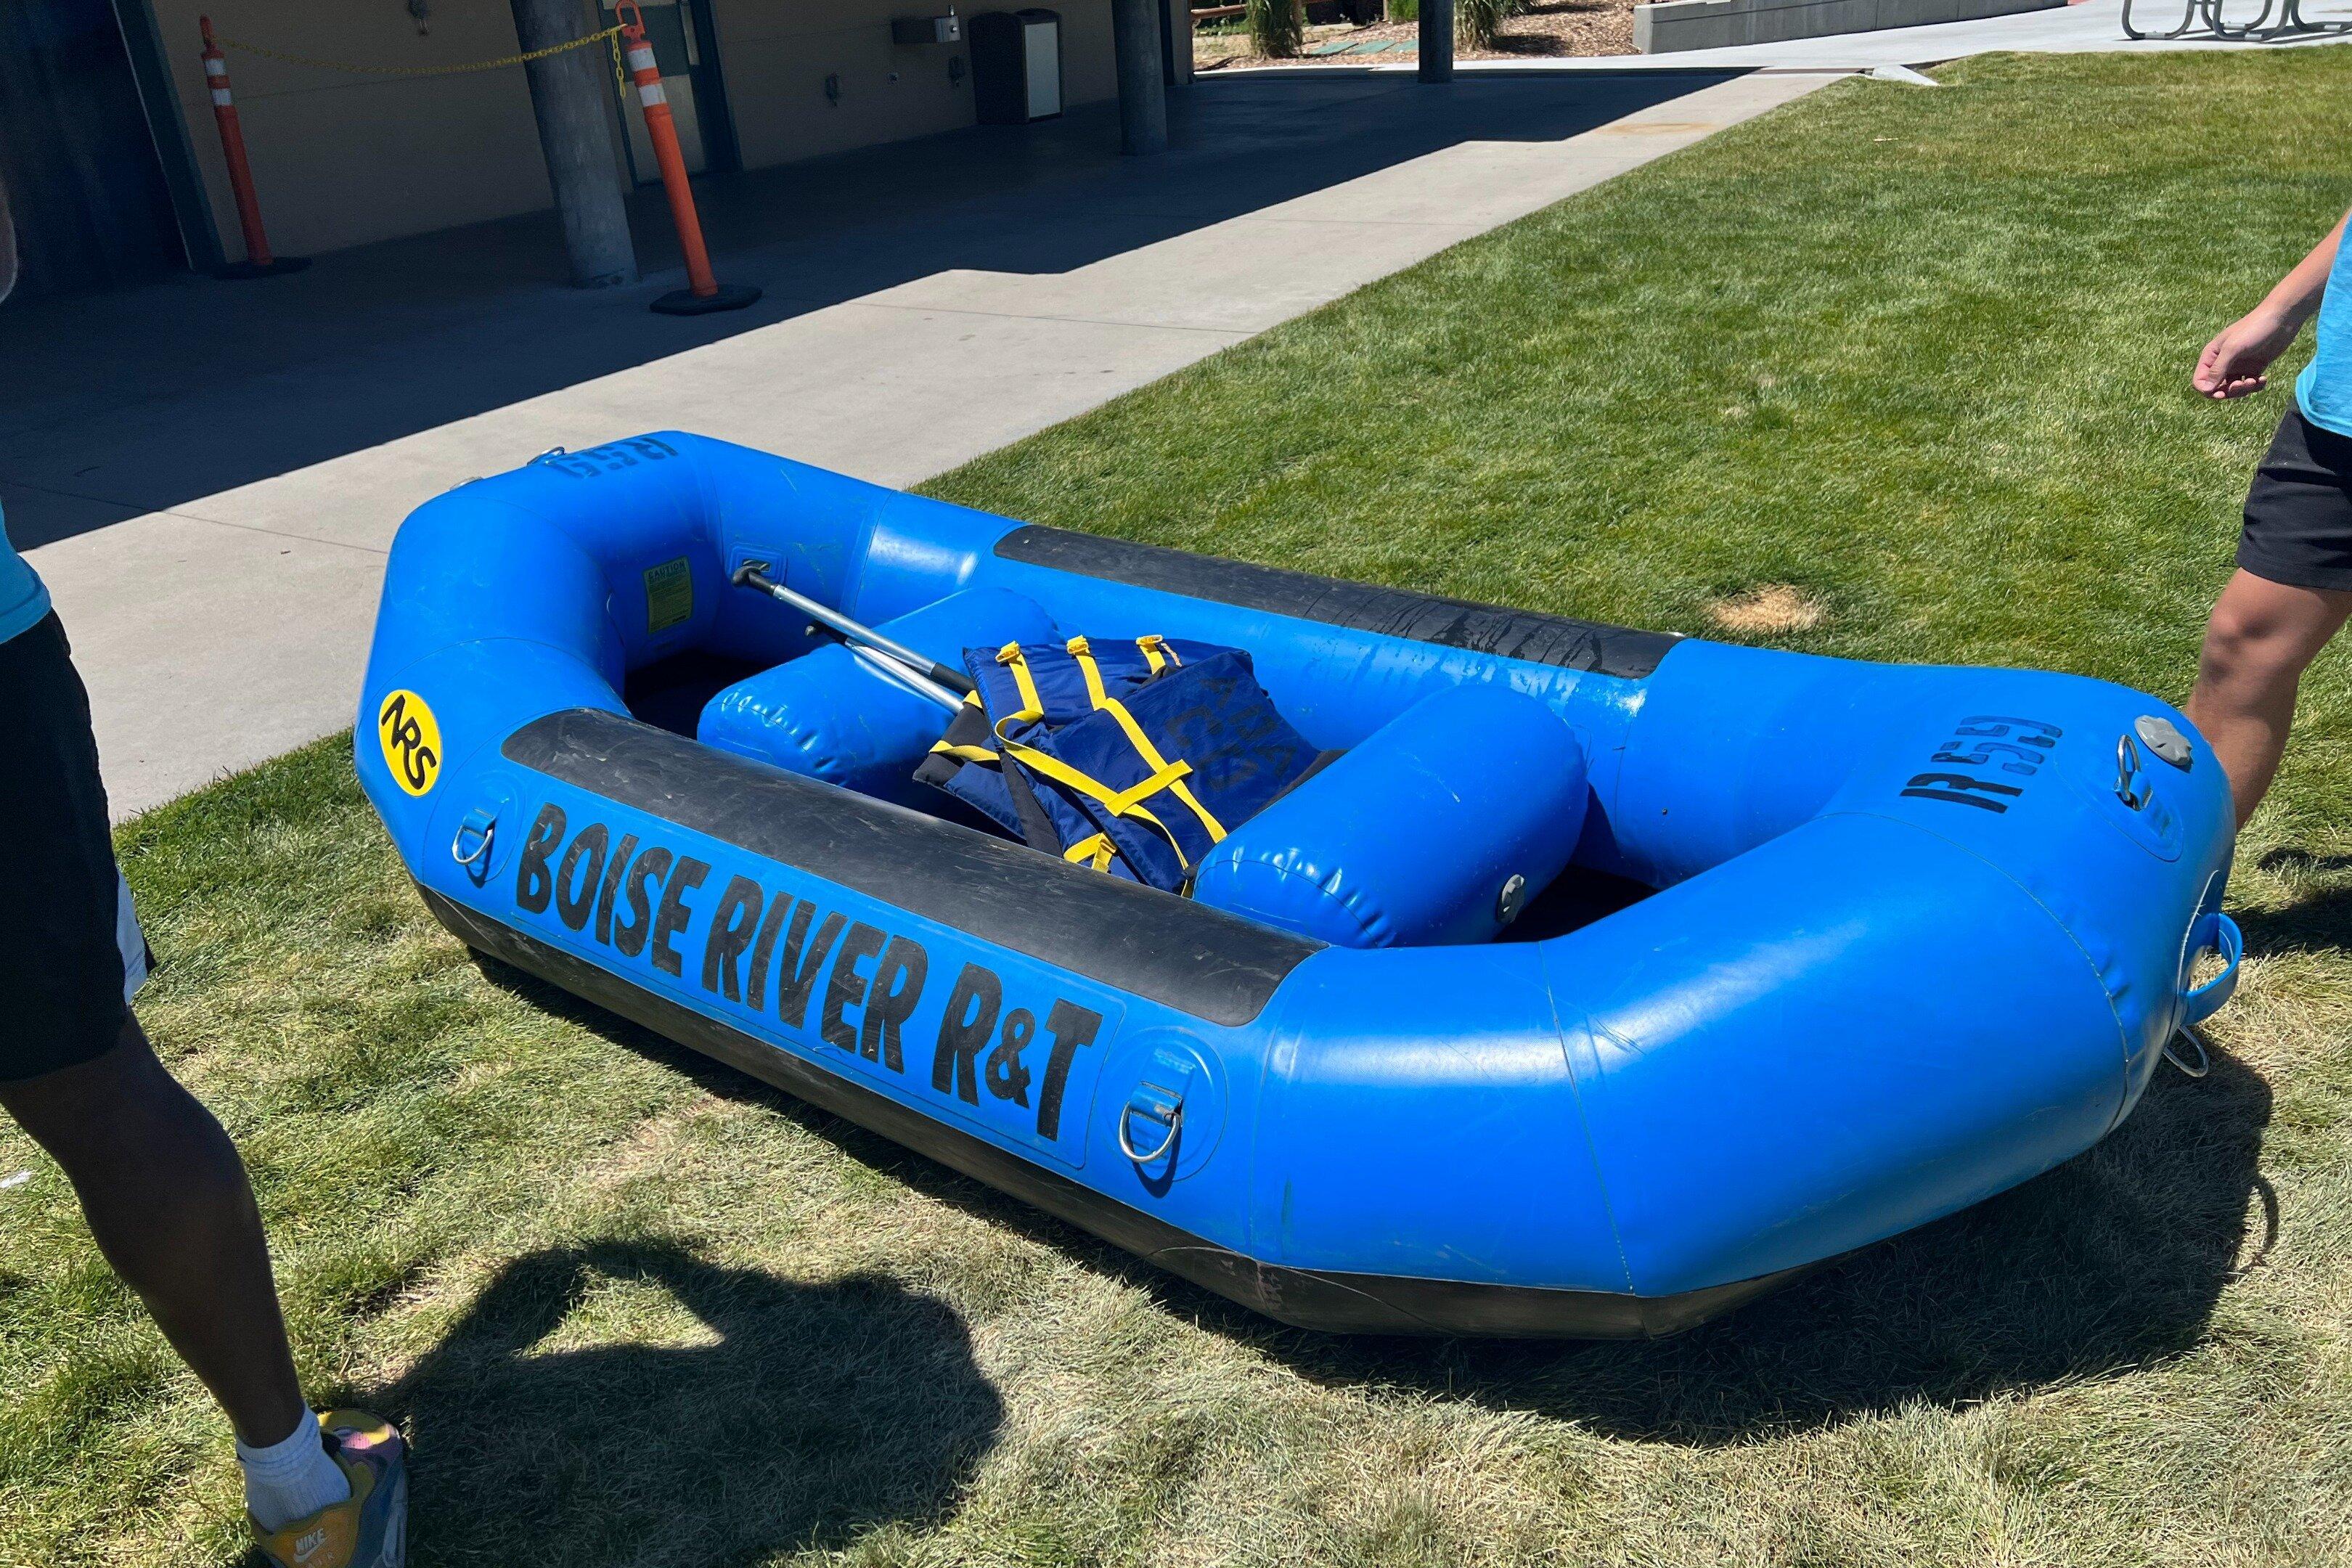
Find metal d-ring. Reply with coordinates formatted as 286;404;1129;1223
2115;734;2152;812
2163;1024;2212;1080
1117;1095;1183;1164
451;813;497;872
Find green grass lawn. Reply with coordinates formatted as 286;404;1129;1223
7;46;2352;1568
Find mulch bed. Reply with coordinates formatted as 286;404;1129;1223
1196;0;1638;69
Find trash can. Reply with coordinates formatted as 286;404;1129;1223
971;9;1061;125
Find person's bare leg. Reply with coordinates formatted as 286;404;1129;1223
2184;569;2352;828
0;1013;308;1447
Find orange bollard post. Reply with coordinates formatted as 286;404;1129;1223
198;17;308;279
619;2;757;315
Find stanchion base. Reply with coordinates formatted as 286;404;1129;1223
651;282;761;317
211;257;311;280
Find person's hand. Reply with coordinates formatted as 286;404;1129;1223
2194;309;2300;399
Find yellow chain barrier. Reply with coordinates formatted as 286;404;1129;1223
212;23;626;78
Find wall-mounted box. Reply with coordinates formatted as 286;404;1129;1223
892;12;965;44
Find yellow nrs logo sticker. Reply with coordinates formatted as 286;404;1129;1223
376;689;443;796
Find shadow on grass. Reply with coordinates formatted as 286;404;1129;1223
1274;1050;2274;1445
374;1238;1003;1564
2242;846;2352;955
475;955;2270;1451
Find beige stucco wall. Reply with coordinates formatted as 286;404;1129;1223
152;0;558;261
154;0;1122;265
711;0;1116;170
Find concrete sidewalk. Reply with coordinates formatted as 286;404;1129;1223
1636;0;2352;66
1;68;1829;818
1273;0;2352;68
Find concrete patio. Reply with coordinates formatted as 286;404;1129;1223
0;66;1829;816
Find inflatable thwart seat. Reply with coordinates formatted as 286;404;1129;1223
360;432;2243;1337
703;579;1589;947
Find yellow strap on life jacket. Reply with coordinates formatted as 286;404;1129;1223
993;727;1193;868
1063;832;1117;872
984;636;1217;877
1138;634;1178;675
927;690;999;764
997;642;1047;722
994;642;1170;846
1066;637;1229;844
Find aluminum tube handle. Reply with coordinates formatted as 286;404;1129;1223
731;562;976;699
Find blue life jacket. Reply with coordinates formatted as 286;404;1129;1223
914;634;1321;891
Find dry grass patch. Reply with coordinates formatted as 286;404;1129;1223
1708;582;1826;635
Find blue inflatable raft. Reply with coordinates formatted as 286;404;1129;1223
359;432;2242;1337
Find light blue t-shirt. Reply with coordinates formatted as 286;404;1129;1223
2296;227;2352;437
0;502;53;647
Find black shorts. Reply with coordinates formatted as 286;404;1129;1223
2239;404;2352;592
0;613;151;1083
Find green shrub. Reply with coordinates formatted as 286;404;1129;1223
1457;0;1508;44
1248;0;1304;54
1392;0;1520;44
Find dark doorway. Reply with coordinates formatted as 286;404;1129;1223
599;0;742;179
0;0;181;301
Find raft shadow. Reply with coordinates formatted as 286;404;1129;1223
2239;849;2352;957
473;955;2272;1448
1257;1046;2274;1445
362;1238;1003;1564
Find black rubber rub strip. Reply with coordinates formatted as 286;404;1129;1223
502;708;1320;1028
994;525;1683;680
423;883;1802;1339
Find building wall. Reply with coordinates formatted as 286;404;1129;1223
711;0;1115;170
145;0;1119;266
147;0;557;261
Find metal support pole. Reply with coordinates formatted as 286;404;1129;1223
509;0;637;288
1111;0;1169;155
1418;0;1454;80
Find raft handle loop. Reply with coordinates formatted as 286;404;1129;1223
2163;1025;2211;1080
2115;734;2152;812
1117;1085;1183;1165
2179;910;2242;1027
451;809;497;878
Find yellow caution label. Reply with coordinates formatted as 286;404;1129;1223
645;556;694;634
376;689;443;797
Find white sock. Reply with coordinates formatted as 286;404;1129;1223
237;1412;352;1533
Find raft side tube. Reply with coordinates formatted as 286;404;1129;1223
1611;638;2235;1114
1551;812;2131;1294
420;877;1797;1336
